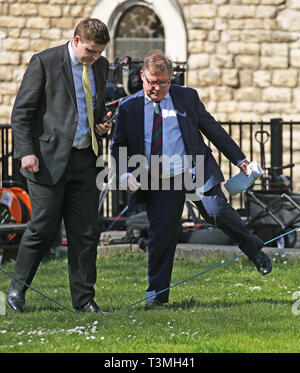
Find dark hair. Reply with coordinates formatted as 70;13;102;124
74;18;110;45
142;49;173;77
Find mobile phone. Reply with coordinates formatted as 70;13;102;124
102;113;115;124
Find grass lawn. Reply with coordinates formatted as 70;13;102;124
0;251;300;354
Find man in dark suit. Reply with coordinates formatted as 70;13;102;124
111;50;272;306
7;18;112;313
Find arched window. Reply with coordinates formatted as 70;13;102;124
92;0;187;62
114;5;165;60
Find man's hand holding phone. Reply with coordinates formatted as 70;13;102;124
95;111;113;136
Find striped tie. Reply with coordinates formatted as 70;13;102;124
82;64;98;156
151;101;163;177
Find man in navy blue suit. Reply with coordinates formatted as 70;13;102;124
111;50;272;306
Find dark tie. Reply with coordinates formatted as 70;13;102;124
151;101;163;176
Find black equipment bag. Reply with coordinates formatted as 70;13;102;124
245;190;300;229
244;190;300;247
106;57;143;100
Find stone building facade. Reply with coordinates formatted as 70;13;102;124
0;0;300;192
0;0;299;124
184;0;300;123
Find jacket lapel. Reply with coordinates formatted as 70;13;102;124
92;60;104;115
169;85;190;151
61;43;77;109
133;94;145;155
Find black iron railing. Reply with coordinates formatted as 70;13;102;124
207;119;300;209
2;119;300;217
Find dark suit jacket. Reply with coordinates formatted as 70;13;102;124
11;42;109;185
111;84;246;192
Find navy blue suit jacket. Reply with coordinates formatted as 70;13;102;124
111;84;246;192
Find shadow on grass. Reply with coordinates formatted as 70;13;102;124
25;305;71;313
9;297;293;314
165;296;293;310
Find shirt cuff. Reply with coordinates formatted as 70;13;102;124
120;172;132;189
237;158;247;166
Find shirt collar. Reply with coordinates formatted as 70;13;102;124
68;40;81;67
144;91;171;105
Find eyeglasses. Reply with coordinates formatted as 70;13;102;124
144;73;170;88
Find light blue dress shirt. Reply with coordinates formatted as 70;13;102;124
68;41;96;149
144;92;187;177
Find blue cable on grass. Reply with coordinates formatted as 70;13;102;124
119;226;300;311
0;227;299;314
0;265;76;314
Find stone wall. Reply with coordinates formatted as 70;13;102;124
179;0;300;122
0;0;299;123
0;0;97;125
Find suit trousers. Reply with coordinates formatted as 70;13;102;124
12;147;100;308
192;184;264;260
143;187;186;304
143;182;264;303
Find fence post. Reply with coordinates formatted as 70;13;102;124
270;118;283;176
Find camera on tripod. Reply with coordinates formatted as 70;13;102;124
105;56;186;102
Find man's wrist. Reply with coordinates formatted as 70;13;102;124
120;172;132;189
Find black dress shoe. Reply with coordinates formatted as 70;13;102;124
7;284;26;313
251;250;272;276
75;300;106;313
